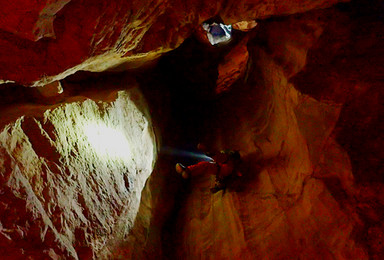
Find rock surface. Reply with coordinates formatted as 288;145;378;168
0;0;383;259
0;83;156;259
124;3;383;259
0;0;71;41
0;0;345;86
170;19;364;257
216;37;249;94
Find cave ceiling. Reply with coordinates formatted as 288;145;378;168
0;0;346;86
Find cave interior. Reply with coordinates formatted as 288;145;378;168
0;0;383;259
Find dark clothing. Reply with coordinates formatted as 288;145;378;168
185;159;241;193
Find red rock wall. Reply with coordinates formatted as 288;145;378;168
0;0;383;259
169;16;365;256
124;2;383;259
0;0;345;86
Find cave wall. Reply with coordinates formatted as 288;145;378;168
166;10;364;258
0;0;346;86
122;2;383;259
0;0;383;259
0;81;156;259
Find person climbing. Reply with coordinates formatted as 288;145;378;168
175;150;242;193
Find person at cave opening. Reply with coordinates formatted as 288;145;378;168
175;150;242;193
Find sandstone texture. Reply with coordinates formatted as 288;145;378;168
0;0;345;86
0;83;156;259
0;0;71;41
123;2;384;259
0;0;383;259
169;12;364;258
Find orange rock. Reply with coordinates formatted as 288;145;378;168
0;0;71;41
216;37;249;94
232;20;257;32
165;8;369;259
0;0;345;86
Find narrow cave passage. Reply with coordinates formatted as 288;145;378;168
133;2;384;259
0;0;383;259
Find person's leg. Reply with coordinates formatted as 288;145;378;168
176;163;190;179
175;163;185;173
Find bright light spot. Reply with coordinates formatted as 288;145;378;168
83;123;131;161
202;22;232;45
232;20;257;32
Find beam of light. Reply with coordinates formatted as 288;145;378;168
160;146;213;161
83;123;131;161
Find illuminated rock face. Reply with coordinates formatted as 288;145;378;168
0;88;156;259
0;0;345;86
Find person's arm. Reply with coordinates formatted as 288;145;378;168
187;161;219;177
